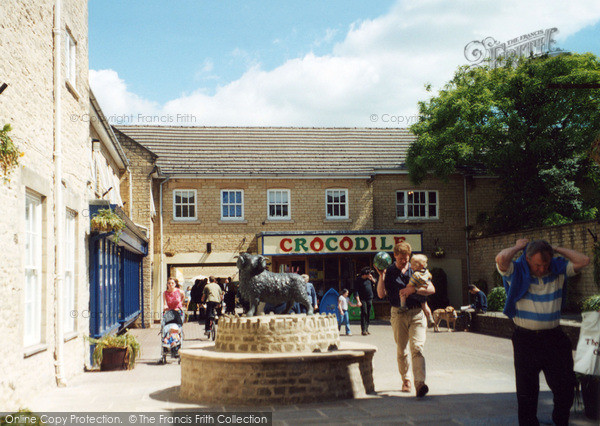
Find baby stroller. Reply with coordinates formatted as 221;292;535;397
159;309;184;364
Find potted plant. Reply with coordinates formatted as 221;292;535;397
88;332;140;371
90;208;126;242
0;124;23;182
576;294;600;420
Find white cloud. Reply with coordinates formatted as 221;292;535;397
91;0;600;127
89;69;159;120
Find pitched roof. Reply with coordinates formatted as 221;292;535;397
115;126;414;177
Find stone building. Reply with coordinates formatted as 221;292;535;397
114;126;502;318
0;0;147;408
0;0;91;407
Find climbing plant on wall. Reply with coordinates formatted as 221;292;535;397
0;124;23;182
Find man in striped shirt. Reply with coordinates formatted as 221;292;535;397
496;238;590;426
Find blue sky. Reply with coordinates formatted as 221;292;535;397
90;1;396;103
89;0;600;127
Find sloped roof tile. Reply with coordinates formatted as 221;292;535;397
115;126;414;177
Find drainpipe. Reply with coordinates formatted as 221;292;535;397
128;167;133;217
159;177;170;312
53;0;66;387
464;175;471;291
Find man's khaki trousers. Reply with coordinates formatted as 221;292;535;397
390;306;427;383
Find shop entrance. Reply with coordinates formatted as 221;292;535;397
271;254;372;299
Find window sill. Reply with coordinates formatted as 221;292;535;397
64;332;79;342
395;218;441;224
265;219;294;224
66;80;81;101
170;219;201;225
219;219;247;224
323;218;352;223
24;343;48;358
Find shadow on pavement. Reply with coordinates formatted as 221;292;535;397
146;387;597;425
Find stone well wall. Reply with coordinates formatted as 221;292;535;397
180;343;376;406
215;314;340;353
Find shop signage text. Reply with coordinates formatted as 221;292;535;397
260;232;422;255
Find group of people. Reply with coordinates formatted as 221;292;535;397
163;275;237;337
163;237;589;424
370;239;589;426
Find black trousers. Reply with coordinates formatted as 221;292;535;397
204;301;219;331
511;326;575;426
360;299;373;332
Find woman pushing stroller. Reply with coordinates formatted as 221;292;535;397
160;277;184;363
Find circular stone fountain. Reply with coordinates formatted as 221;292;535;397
180;313;376;406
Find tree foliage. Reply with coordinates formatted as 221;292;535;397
407;53;600;233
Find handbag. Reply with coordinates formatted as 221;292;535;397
574;311;600;376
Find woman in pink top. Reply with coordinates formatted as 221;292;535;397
163;277;183;311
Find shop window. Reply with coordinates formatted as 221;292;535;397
267;189;290;220
25;192;43;346
221;190;244;220
173;189;197;221
325;189;348;219
396;190;438;219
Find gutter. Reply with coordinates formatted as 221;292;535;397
53;0;66;387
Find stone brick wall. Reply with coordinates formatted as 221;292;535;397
469;220;600;307
215;314;340;353
157;177;375;254
113;128;157;327
471;312;581;347
180;345;375;405
0;0;91;409
373;174;501;303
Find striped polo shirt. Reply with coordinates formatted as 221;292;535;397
496;260;575;330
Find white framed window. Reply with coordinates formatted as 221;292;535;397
25;192;43;347
63;210;76;333
396;190;439;219
325;189;348;219
221;190;244;220
173;189;197;221
267;189;291;220
65;30;77;85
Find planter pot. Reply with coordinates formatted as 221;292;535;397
580;375;600;420
100;348;129;371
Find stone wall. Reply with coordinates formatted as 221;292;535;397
113;128;157;326
215;314;340;353
469;220;600;308
0;0;91;409
373;174;501;304
180;344;375;406
471;312;581;347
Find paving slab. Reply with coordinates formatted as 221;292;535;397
20;319;596;425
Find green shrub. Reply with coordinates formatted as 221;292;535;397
581;294;600;312
487;286;507;312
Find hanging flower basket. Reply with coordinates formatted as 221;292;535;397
91;208;126;242
431;247;445;258
0;124;23;182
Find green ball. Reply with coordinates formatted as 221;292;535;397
373;251;392;270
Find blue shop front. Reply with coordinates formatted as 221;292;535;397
88;203;148;340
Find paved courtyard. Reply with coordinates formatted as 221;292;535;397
26;318;595;425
